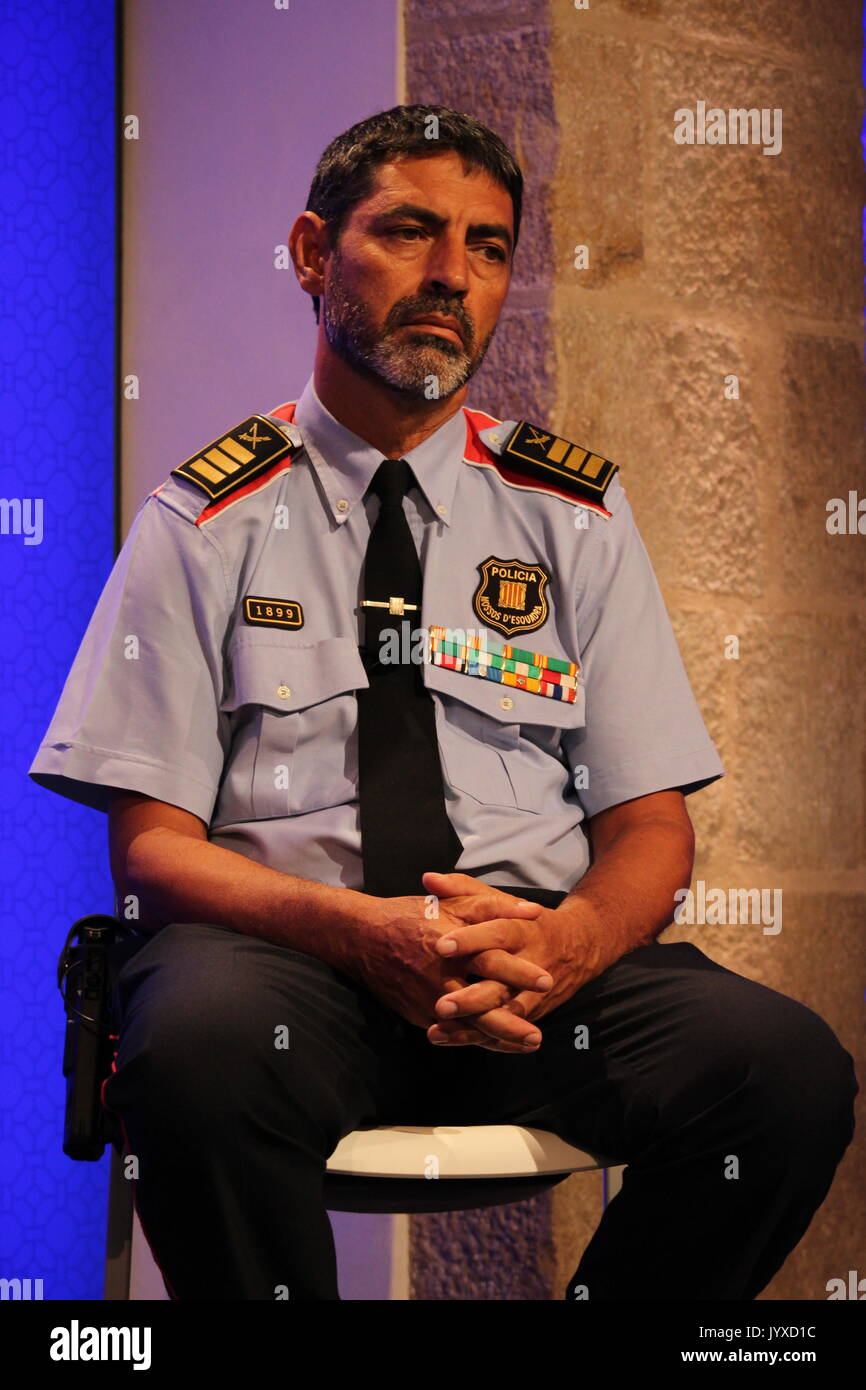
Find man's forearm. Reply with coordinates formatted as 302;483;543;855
125;827;377;976
555;815;695;966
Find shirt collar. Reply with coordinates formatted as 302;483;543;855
292;374;466;527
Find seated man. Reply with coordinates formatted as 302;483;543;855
29;104;856;1301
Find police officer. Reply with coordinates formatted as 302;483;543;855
29;106;856;1300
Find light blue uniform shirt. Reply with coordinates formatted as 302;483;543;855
28;374;724;893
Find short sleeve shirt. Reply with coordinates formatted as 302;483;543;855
28;375;724;893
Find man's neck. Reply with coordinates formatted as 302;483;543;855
312;348;467;459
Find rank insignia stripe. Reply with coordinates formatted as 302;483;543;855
243;596;304;630
171;415;298;502
501;420;618;505
471;555;551;639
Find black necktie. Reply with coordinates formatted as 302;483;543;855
356;458;463;896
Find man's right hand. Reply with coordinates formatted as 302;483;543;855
349;885;554;1053
107;790;549;1052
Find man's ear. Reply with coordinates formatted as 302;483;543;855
289;210;330;299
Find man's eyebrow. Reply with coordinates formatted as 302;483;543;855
468;221;513;253
372;201;445;230
372;202;513;253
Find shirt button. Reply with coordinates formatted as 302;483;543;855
336;499;349;512
499;696;514;710
436;504;447;516
277;685;291;700
489;433;500;444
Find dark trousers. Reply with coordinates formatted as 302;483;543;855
102;886;858;1301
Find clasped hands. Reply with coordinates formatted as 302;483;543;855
416;870;592;1054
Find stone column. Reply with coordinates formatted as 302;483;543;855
404;0;865;1301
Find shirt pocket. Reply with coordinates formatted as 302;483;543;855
218;631;368;821
422;659;586;814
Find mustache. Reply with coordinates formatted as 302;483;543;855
391;303;473;342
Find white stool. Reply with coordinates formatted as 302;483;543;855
106;1125;626;1299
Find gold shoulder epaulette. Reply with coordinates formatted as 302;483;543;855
498;420;618;511
171;415;299;503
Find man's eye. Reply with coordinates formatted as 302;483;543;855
390;227;425;240
474;245;507;262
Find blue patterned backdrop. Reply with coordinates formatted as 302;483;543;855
0;0;117;1298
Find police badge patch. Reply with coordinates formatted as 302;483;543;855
472;556;550;638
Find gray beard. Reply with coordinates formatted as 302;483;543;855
322;255;495;400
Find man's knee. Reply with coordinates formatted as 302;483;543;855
720;985;857;1161
645;960;857;1163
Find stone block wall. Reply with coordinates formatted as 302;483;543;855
404;0;865;1300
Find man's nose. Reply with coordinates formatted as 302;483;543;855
422;232;469;297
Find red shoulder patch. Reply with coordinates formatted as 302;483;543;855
462;406;503;464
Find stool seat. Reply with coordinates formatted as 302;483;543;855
323;1124;616;1213
326;1124;606;1179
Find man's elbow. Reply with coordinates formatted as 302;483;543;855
107;790;207;932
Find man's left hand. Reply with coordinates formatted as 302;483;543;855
422;870;617;1046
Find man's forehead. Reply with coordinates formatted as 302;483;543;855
359;154;513;217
